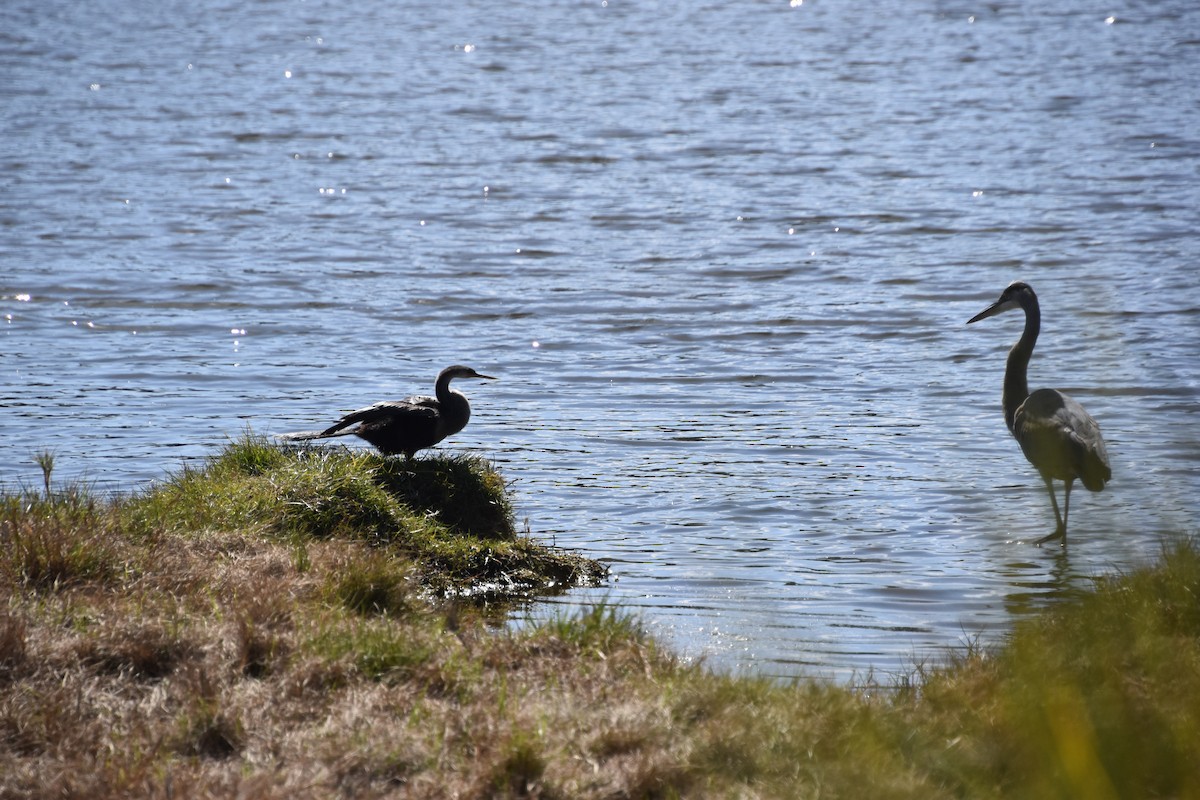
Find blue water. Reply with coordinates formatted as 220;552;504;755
3;0;1199;680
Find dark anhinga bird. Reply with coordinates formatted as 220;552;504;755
968;281;1111;545
280;365;495;459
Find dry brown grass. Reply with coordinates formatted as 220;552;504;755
5;446;1200;799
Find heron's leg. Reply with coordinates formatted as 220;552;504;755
1061;478;1074;537
1035;476;1066;545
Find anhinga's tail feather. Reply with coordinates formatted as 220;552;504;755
277;428;356;443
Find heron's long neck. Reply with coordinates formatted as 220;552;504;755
1002;300;1038;432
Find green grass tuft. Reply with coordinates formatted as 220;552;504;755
324;548;414;617
984;536;1200;799
533;602;648;652
78;621;196;680
33;450;56;498
484;729;549;796
306;616;439;682
1;487;126;592
172;668;245;759
208;431;291;476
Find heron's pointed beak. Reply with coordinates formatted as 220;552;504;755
476;373;497;381
968;300;1006;324
964;302;1003;323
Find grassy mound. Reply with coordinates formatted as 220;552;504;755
119;434;605;597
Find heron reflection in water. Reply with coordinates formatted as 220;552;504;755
968;281;1111;545
280;365;495;459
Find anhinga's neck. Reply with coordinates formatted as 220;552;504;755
434;372;471;435
1002;296;1039;432
434;371;455;403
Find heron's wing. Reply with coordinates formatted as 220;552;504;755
321;400;439;435
1015;389;1111;488
1056;397;1112;489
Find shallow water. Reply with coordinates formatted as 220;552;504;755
3;0;1199;679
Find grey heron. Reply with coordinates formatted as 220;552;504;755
968;281;1111;545
280;365;495;459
